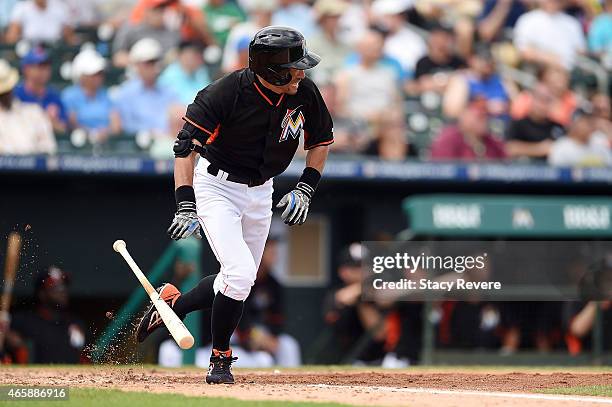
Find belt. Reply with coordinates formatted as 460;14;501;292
207;164;266;187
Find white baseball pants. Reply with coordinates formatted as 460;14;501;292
193;157;273;301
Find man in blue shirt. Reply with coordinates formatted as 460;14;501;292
158;41;211;105
13;47;67;133
61;49;121;141
588;0;612;60
113;38;180;135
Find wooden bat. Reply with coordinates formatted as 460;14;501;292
112;240;194;349
0;232;22;352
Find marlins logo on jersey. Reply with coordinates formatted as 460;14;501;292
279;106;305;142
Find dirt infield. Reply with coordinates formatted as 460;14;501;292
1;367;612;406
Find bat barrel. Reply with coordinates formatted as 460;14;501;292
113;239;194;349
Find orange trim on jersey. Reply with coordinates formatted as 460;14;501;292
276;94;285;106
206;124;221;145
183;116;214;136
305;139;334;150
253;82;284;106
253;82;274;105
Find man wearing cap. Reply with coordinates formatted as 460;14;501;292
112;0;182;68
3;267;85;364
135;26;333;384
13;47;67;133
113;38;181;135
0;59;56;155
323;243;387;364
61;50;121;139
308;0;351;85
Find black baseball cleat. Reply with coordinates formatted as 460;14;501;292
206;349;238;384
135;283;181;343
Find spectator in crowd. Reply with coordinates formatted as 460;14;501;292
335;0;368;46
308;0;351;86
61;49;121;141
238;36;254;70
13;47;67;133
549;109;612;167
443;45;511;120
412;0;479;58
272;0;317;39
159;41;211;105
505;84;565;160
511;66;577;127
113;38;181;135
431;100;507;160
0;0;18;35
563;0;599;21
204;0;246;47
112;0;182;67
591;93;612;143
513;0;586;69
3;267;85;364
0;59;56;155
564;301;611;355
323;243;387;364
408;24;466;95
129;0;216;46
370;0;427;76
222;0;276;73
4;0;76;45
237;238;302;367
63;0;104;27
477;0;529;43
588;0;612;62
222;36;251;73
334;30;407;160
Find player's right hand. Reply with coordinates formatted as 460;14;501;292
167;202;203;240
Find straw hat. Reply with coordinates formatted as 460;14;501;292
0;60;19;94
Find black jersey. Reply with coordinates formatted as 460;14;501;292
183;69;334;181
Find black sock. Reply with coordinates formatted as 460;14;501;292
211;293;244;351
173;274;217;318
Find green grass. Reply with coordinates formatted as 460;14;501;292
540;385;612;397
5;388;360;407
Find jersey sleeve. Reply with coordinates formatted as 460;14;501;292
303;80;334;150
183;72;237;142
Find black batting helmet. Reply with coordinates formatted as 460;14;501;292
249;26;321;86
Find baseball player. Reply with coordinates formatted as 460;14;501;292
135;26;333;384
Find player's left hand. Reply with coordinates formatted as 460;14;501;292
277;183;312;226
